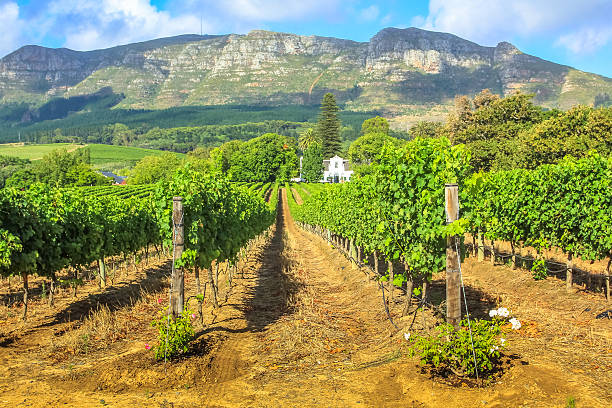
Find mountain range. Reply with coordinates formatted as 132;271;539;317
1;27;611;121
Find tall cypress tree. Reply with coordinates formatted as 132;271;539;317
317;93;342;158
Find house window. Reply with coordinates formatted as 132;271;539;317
335;162;338;168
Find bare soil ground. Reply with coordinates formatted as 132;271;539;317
0;189;610;407
290;187;303;205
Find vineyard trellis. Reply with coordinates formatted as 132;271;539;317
293;138;612;329
0;170;276;320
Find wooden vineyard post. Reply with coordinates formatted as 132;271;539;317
98;258;106;288
606;258;611;303
477;230;484;261
445;184;461;329
373;250;379;275
171;197;185;318
22;272;28;321
388;260;394;301
566;252;573;292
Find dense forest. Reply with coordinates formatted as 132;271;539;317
0;91;610;186
0;101;379;151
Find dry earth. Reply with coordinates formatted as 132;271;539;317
0;189;609;407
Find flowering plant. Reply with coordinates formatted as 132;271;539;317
151;308;195;360
409;318;506;377
409;307;521;378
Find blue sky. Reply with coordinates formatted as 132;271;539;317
2;0;611;78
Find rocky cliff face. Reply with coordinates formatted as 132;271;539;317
1;28;610;112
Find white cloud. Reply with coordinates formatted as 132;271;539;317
414;0;612;54
0;2;22;57
359;5;380;22
213;0;343;22
47;0;201;50
0;0;347;54
556;27;612;54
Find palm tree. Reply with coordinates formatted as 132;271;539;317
298;128;320;151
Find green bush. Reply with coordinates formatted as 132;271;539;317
531;258;547;280
151;308;195;360
409;318;506;377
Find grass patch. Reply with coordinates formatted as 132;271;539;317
0;143;82;160
0;142;183;171
87;144;184;169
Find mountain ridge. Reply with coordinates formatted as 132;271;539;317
1;27;610;117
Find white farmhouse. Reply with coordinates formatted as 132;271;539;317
322;155;353;183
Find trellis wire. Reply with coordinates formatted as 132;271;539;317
456;239;479;381
474;244;609;278
165;210;184;369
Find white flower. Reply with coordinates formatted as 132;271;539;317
496;307;510;318
404;333;411;341
489;309;498;317
500;338;506;346
489;345;499;354
509;318;522;330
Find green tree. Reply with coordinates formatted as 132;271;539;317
298;127;320;150
186;147;214;174
0;155;30;188
210;140;243;174
110;123;135;146
410;121;445;139
348;132;404;165
473;88;500;109
228;133;298;182
128;152;184;184
448;92;545;171
361;116;390;135
66;162;110;186
5;147;109;188
518;105;612;168
302;142;323;182
317;93;342;158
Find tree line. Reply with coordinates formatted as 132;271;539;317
410;90;612;171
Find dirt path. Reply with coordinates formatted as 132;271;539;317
0;189;609;407
290;187;303;205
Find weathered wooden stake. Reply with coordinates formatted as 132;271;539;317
195;264;201;294
566;252;573;292
22;272;28;321
477;230;484;261
98;258;106;288
48;276;55;307
606;258;610;303
490;239;495;265
208;267;218;308
388;260;394;301
403;262;413;316
445;184;461;329
373;250;379;276
171;197;185;318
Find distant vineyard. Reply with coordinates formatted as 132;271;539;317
0;171;276;318
293;138;612;297
72;184;157;199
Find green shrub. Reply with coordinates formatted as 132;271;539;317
531;258;547;280
409;318;506;377
151;308;195;360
